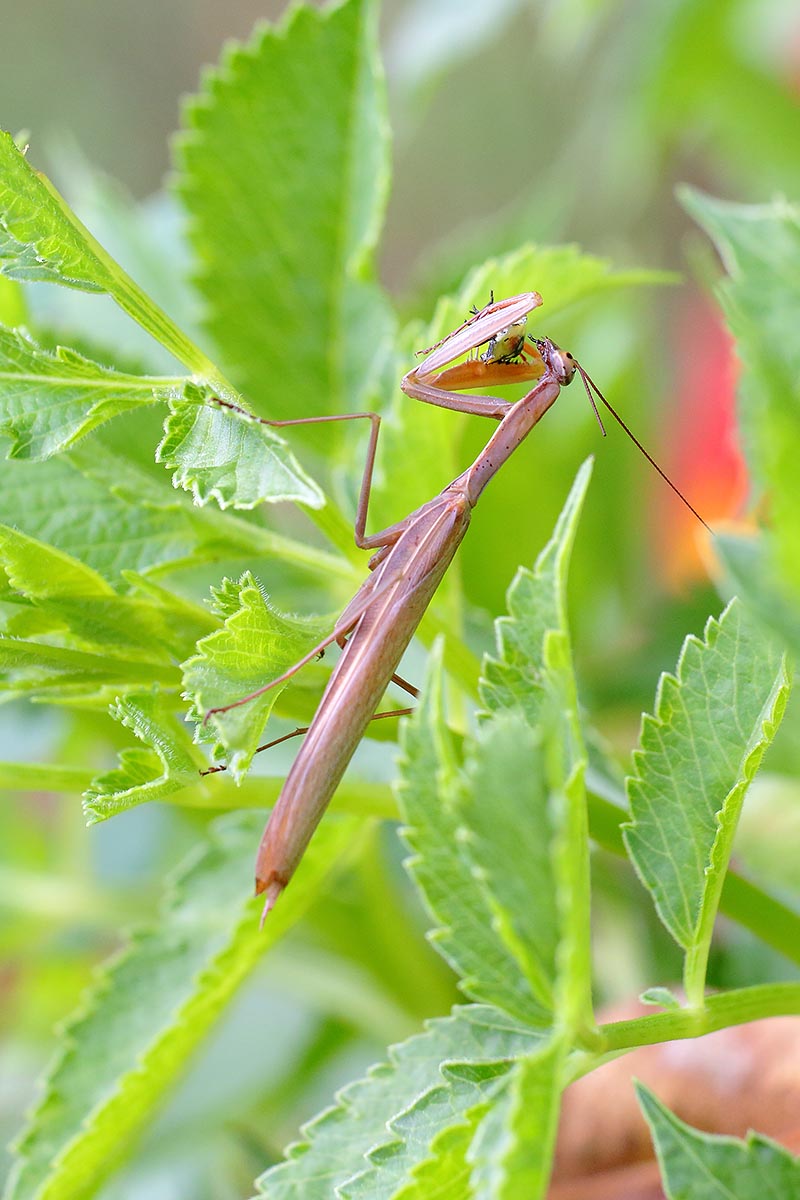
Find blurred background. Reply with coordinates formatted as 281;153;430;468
2;1;799;1195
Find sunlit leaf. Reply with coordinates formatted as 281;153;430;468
83;693;203;822
182;571;330;781
177;0;395;421
0;324;174;459
156;388;324;509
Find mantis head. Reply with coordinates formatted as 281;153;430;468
530;336;578;387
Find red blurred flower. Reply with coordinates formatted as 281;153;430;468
656;296;748;590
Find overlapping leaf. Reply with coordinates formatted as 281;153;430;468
182;571;330;781
397;649;548;1027
0;130;224;377
0;325;175;459
396;463;594;1030
468;1041;564;1200
83;693;203;822
254;1005;545;1200
0;524;213;661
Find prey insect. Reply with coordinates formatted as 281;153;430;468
204;291;709;922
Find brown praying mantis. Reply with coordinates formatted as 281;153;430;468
203;291;710;922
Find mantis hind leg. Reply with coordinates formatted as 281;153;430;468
200;706;415;776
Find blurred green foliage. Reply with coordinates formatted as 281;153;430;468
1;0;799;1196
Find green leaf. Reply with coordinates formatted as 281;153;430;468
156;389;324;509
623;599;790;1002
82;693;203;823
255;1004;545;1199
341;1074;499;1200
479;460;594;1031
715;530;800;661
182;571;330;781
0;131;111;292
0;525;213;662
0;131;224;380
177;0;395;421
383;1102;490;1200
0;325;176;459
6;809;363;1200
0;444;347;591
397;464;595;1029
0;454;204;583
636;1083;800;1199
0;521;113;599
479;455;592;742
468;1040;564;1200
679;188;800;596
0;635;175;701
454;714;560;1013
397;644;547;1026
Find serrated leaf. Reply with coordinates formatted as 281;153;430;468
636;1083;800;1199
342;1076;497;1200
396;465;594;1028
182;571;330;781
393;1109;487;1200
0;325;175;459
156;391;324;509
455;714;559;1013
83;693;203;823
0;131;112;292
0;130;227;380
397;643;547;1026
0;444;343;592
6;809;363;1200
479;456;591;742
623;600;790;989
0;635;175;701
0;454;203;582
478;462;594;1031
680;188;800;596
177;0;395;422
255;1004;545;1200
0;525;213;662
469;1040;564;1200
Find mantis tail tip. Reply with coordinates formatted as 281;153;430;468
258;879;285;927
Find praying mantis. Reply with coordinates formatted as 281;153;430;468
204;291;709;921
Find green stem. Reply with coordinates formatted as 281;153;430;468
598;982;800;1052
